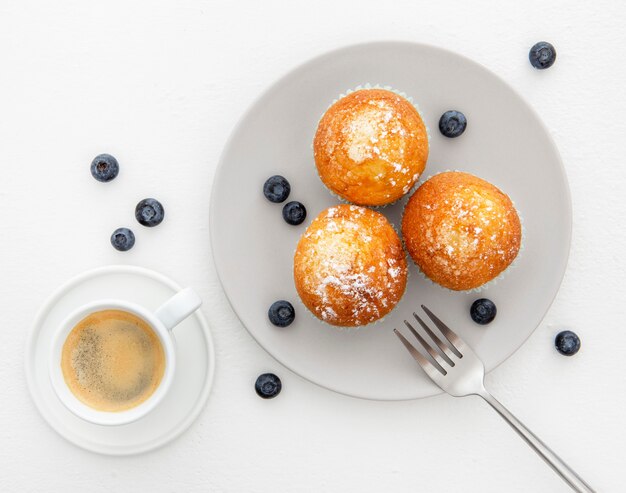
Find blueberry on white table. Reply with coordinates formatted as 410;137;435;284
255;373;282;399
439;110;467;138
110;227;135;251
555;330;580;356
135;198;164;227
282;201;306;225
90;153;119;182
263;175;291;203
470;298;497;325
268;300;295;327
529;41;556;69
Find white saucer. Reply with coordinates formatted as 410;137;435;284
210;41;571;400
25;265;216;456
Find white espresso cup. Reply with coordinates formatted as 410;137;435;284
50;287;202;426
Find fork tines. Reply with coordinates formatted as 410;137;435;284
394;305;464;376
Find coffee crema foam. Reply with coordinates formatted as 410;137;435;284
61;309;165;412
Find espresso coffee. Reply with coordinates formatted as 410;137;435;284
61;309;166;412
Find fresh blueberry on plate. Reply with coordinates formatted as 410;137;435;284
90;154;119;182
255;373;282;399
555;330;580;356
439;110;467;138
470;298;497;325
135;198;164;227
268;300;295;327
263;175;291;203
110;227;135;251
282;201;306;225
529;41;556;69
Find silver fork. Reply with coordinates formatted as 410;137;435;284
394;305;595;493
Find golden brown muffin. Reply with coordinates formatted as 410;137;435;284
402;172;521;291
294;204;407;327
313;89;429;206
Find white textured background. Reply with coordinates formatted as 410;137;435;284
1;1;624;491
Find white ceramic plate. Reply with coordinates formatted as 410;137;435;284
25;265;215;455
210;42;571;400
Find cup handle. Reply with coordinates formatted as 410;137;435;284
155;287;202;331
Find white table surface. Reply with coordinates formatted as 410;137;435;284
1;1;624;491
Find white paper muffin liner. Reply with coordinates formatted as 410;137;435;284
401;170;526;294
312;84;431;209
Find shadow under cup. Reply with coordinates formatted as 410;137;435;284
50;300;177;426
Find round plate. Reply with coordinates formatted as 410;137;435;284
25;265;216;455
210;41;571;400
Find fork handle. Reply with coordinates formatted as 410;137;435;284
479;390;595;493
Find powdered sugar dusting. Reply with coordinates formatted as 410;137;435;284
344;103;408;169
427;192;517;269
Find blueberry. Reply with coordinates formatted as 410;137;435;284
110;227;135;251
282;201;306;225
90;154;119;182
555;330;580;356
135;198;164;227
438;110;467;138
263;175;291;203
529;41;556;69
255;373;282;399
470;298;497;325
268;300;295;327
